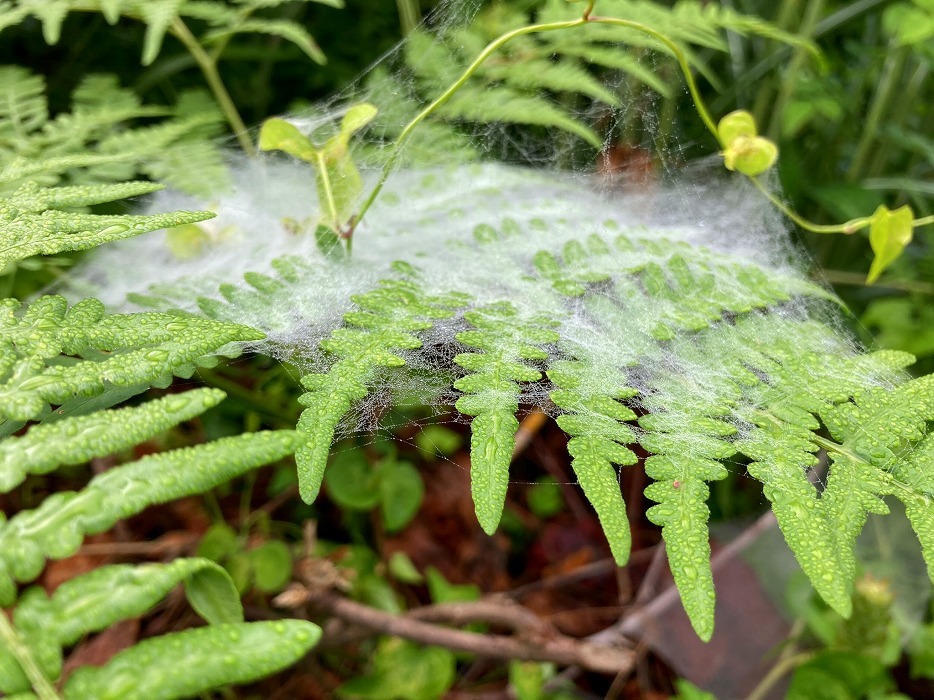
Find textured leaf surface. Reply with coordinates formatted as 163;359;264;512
0;429;299;603
0;559;242;694
0;388;225;491
296;278;464;502
63;620;320;700
0;295;262;422
0;180;213;269
455;303;560;534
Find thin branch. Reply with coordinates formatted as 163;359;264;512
278;589;635;674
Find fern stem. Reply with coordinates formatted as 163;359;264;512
747;651;815;700
0;612;62;700
354;4;719;232
170;18;255;156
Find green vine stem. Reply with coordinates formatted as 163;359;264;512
351;0;931;247
170;18;255;156
0;612;63;700
353;0;718;231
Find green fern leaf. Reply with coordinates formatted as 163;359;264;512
542;41;673;97
0;558;242;694
0;295;262;422
0;65;227;194
62;620;320;700
0;429;299;603
0;181;213;269
0;67;47;145
454;302;560;534
140;0;186;66
0;387;225;491
441;86;603;149
203;17;327;64
549;359;638;565
484;59;621;107
296;277;465;502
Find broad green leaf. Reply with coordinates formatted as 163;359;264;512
379;459;423;532
184;563;244;625
258;118;318;162
867;204;914;284
247;540;294;593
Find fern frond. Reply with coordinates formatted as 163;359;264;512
0;387;225;491
549;359;638;565
0;66;226;194
296;277;465;502
0;429;299;603
3;0;333;72
62;620;320;699
0;67;47;146
484;59;621;107
0;295;262;422
0;558;242;694
454;302;560;533
203;17;326;64
441;87;603;149
0;181;213;268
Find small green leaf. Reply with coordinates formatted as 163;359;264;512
337;638;455;700
339;103;378;141
314;223;345;258
866;204;914;284
184;563;244;625
258;118;318;162
387;551;423;583
425;567;480;604
527;476;565;518
379;459;424;532
197;523;240;563
247;540;294;593
414;425;462;457
324;450;381;511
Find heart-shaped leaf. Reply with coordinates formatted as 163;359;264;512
867;204;914;284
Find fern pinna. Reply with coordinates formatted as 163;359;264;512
263;216;934;641
0;176;321;696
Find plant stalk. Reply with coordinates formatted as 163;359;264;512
0;612;63;700
170;18;255;155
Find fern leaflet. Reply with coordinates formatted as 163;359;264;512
296;276;466;502
454;302;560;533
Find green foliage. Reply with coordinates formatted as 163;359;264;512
62;620;320;699
0;0;339;67
0;66;228;196
278;220;934;641
295;276;466;503
0;181;213;271
0;294;260;422
324;448;424;533
0;160;317;696
337;637;456;700
198;522;296;595
454;303;559;534
402;0;815;148
259;104;378;238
